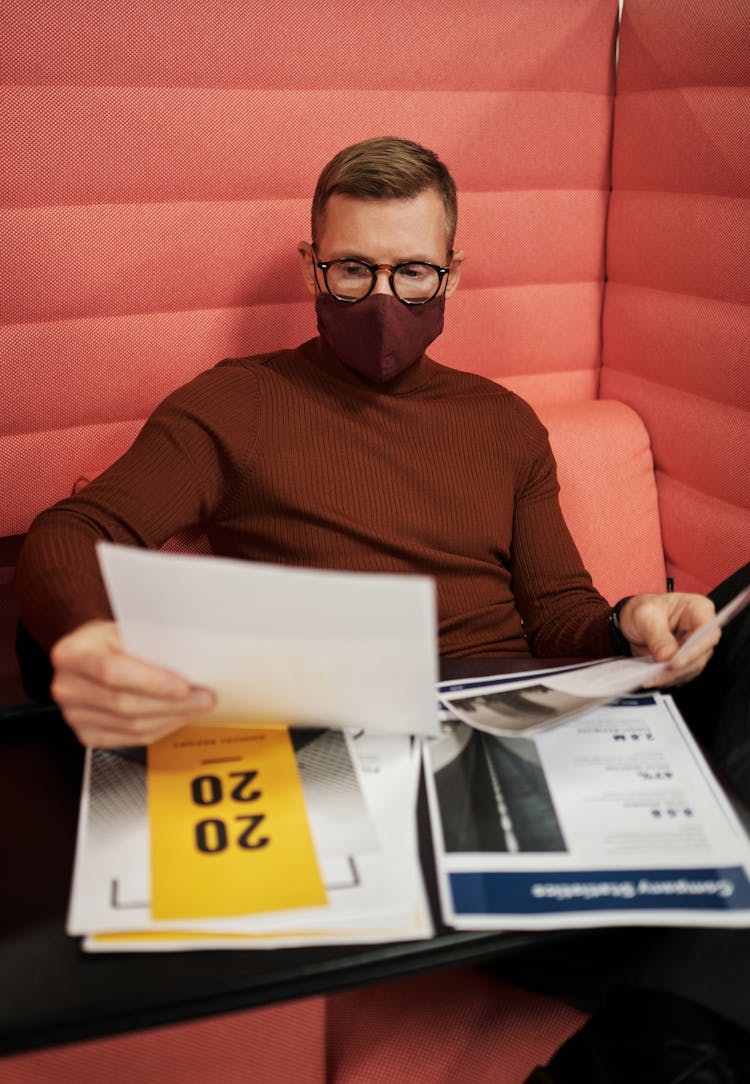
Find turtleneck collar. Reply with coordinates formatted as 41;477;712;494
300;336;438;395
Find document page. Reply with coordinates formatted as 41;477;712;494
68;727;431;950
439;659;656;737
97;543;439;736
439;586;750;739
424;694;750;930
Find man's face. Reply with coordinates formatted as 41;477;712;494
299;189;464;300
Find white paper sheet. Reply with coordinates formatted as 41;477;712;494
97;543;440;736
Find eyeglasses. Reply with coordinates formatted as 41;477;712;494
312;247;452;305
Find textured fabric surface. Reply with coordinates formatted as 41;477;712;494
67;397;666;605
1;0;618;537
63;401;667;605
602;0;750;591
3;1;617;89
656;475;750;596
327;968;586;1083
15;341;615;660
0;998;326;1083
537;400;666;602
0;974;585;1084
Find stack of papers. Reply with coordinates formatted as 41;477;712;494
68;547;442;951
68;549;750;949
69;727;432;951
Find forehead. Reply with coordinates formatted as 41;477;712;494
316;190;449;260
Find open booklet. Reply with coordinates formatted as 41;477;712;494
425;686;750;930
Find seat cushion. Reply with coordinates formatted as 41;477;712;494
537;399;666;603
0;997;326;1083
327;968;586;1083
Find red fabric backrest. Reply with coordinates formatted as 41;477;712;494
2;0;618;538
602;0;750;593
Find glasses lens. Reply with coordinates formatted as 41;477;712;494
325;260;374;301
393;263;441;303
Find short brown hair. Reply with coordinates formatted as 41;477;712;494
311;136;458;248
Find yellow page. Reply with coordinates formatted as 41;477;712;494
148;725;327;920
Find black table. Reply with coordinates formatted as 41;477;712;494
0;659;578;1055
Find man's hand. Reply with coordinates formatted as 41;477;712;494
50;620;215;747
618;593;720;688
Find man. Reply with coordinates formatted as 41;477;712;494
14;136;717;749
13;137;748;1080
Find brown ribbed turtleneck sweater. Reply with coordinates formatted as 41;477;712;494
15;338;613;659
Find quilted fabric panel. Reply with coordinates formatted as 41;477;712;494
602;0;750;591
1;0;618;535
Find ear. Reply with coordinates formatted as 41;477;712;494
298;241;318;297
444;249;465;299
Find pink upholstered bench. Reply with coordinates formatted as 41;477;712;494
0;973;586;1084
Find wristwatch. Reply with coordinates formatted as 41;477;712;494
609;596;634;656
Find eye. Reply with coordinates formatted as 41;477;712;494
397;263;431;280
337;260;371;279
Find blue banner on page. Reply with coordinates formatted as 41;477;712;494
449;866;750;916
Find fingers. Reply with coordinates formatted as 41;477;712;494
58;709;200;749
620;594;715;656
51;621;192;700
620;592;720;690
647;626;721;689
51;667;214;722
53;672;215;747
666;626;722;671
641;645;717;689
49;620;216;748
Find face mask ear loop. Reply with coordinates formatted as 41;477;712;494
310;242;323;295
443;248;454;297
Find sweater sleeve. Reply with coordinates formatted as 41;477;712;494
14;363;260;651
508;400;613;658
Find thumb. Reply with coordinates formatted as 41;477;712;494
648;628;680;662
623;599;679;661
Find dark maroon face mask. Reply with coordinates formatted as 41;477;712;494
316;293;445;383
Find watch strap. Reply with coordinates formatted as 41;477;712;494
609;596;634;656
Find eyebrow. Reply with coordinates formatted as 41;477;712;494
323;251;444;265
